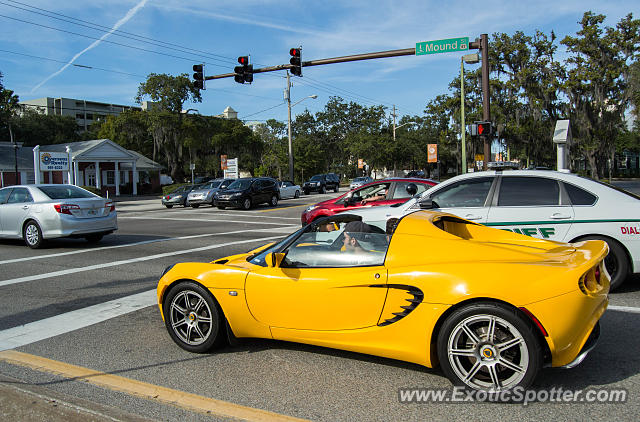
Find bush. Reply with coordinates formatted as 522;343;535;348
81;185;101;196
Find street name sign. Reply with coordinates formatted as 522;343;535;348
416;37;469;55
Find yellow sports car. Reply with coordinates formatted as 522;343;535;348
156;211;609;391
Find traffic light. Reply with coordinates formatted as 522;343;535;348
471;121;492;136
289;48;302;76
234;56;253;84
192;64;204;90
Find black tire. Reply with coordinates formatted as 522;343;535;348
580;236;629;291
23;220;44;249
85;233;104;243
269;195;278;207
242;198;252;210
217;206;225;210
294;190;300;198
334;185;339;193
191;204;200;208
163;281;224;353
320;185;326;194
437;302;542;391
165;205;173;209
304;189;310;195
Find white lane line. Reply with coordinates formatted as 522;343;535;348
0;235;284;288
0;225;298;265
119;216;292;225
608;305;640;314
0;290;157;351
187;212;301;221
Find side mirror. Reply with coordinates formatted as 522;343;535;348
419;197;434;209
343;192;353;207
406;183;418;196
265;252;285;268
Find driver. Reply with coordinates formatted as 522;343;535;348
342;221;373;254
361;185;389;205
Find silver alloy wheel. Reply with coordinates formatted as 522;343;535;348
169;290;213;346
271;195;278;206
25;223;40;246
447;314;529;391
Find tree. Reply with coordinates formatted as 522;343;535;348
0;72;20;143
135;73;202;181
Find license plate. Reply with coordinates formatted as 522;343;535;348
88;209;97;215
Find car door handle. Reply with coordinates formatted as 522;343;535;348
464;214;482;220
22;205;30;210
550;213;572;220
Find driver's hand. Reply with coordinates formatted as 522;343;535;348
361;199;367;205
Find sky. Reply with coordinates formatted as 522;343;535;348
0;0;637;124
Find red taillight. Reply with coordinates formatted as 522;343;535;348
54;203;80;215
105;201;115;212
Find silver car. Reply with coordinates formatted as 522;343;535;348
350;176;373;190
278;180;301;199
0;184;117;249
186;179;234;208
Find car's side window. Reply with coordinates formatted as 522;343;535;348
7;188;33;204
0;188;11;204
282;221;388;268
431;178;493;208
497;177;560;206
563;182;597;205
392;182;428;199
352;183;386;201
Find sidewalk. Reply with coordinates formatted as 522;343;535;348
111;194;162;203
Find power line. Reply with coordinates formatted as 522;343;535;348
0;49;146;78
239;102;286;120
1;0;238;66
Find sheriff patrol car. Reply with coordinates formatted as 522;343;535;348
346;170;640;290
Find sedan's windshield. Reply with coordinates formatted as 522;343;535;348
38;185;96;199
227;179;253;190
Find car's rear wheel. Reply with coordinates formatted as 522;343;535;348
85;233;104;243
437;302;542;391
269;195;278;207
294;190;300;198
303;189;309;195
334;185;339;193
320;186;326;194
580;236;629;290
163;281;224;353
242;198;252;210
217;206;225;210
191;204;200;208
23;220;44;249
165;205;173;209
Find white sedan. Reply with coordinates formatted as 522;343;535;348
0;184;117;248
347;170;640;290
278;180;301;199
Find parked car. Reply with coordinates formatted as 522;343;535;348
301;178;437;225
350;176;373;190
213;177;280;210
406;170;426;178
187;179;234;208
303;173;340;194
162;184;201;208
346;169;640;290
0;184;117;248
278;180;301;199
157;211;609;391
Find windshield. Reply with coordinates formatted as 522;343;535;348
354;177;368;182
310;175;323;181
201;181;221;189
227;179;253;190
247;228;304;266
38;185;96;199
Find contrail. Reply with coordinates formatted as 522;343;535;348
31;0;150;93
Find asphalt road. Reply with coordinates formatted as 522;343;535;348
0;185;639;421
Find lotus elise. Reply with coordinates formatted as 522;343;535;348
156;211;609;391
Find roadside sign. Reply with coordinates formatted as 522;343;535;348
416;37;469;55
224;158;239;179
358;159;364;169
39;152;69;171
220;155;228;170
427;144;438;163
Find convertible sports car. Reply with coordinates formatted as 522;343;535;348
156;211;609;391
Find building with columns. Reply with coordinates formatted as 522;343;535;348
1;140;162;196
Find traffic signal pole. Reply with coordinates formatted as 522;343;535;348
480;34;490;171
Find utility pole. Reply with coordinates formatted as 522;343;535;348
480;33;491;170
392;105;397;143
286;71;294;182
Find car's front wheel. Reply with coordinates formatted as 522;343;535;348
334;185;339;193
23;220;44;249
320;185;326;194
294;190;300;198
269;195;278;207
191;204;200;208
165;205;173;209
242;198;252;210
217;206;225;210
163;282;224;353
437;302;542;391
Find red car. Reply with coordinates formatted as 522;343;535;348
301;178;437;225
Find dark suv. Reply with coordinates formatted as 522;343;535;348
303;173;340;194
213;177;280;210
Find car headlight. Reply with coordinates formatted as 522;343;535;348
230;193;243;198
174;195;182;199
305;205;318;213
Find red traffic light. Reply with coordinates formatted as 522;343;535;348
193;64;203;72
478;122;491;135
289;48;300;57
238;56;249;65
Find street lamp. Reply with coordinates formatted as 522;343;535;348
287;92;317;182
460;53;479;174
393;120;417;143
